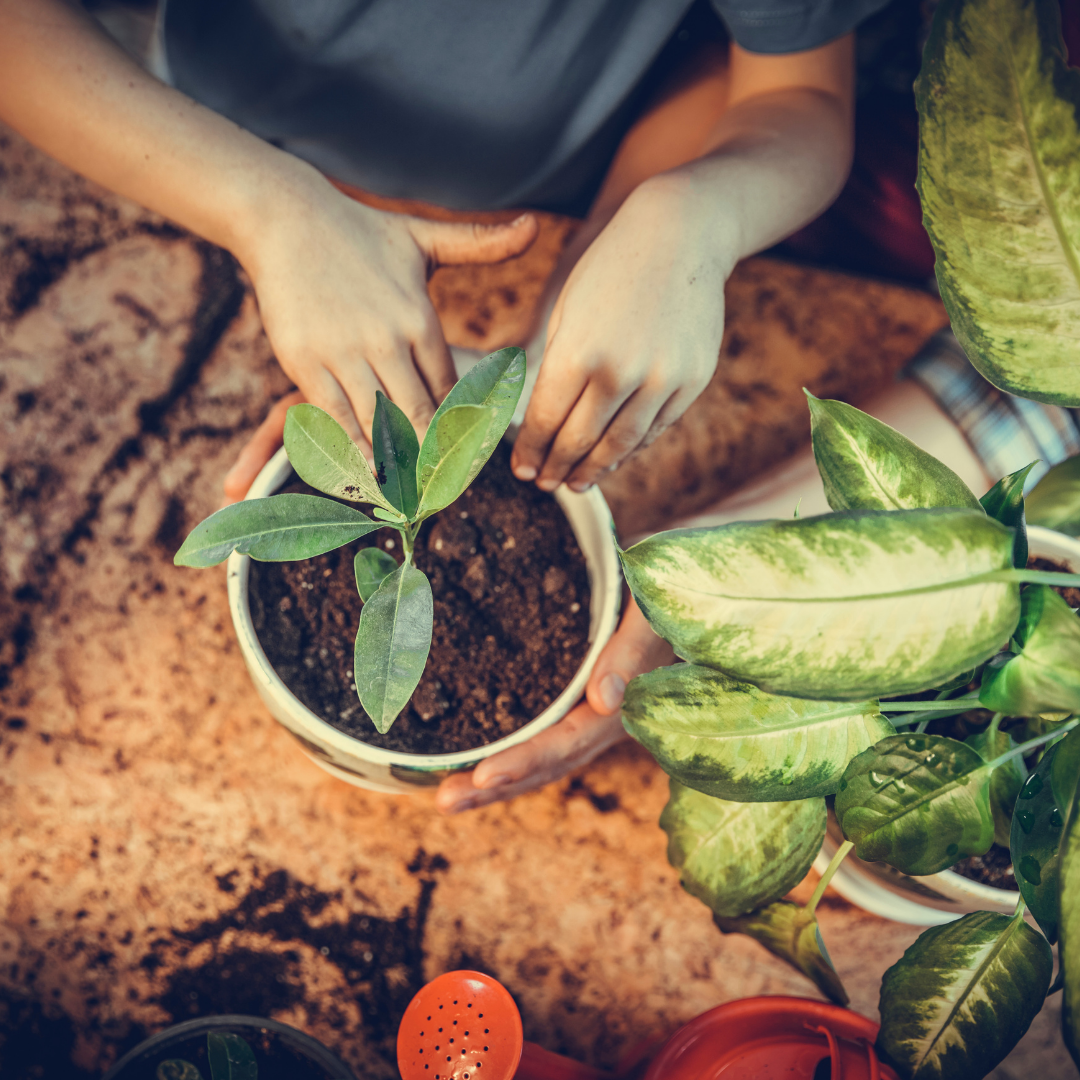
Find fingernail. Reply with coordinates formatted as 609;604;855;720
598;673;626;714
514;464;538;481
537;477;560;492
479;773;513;790
512;213;531;225
569;480;592;493
448;798;479;815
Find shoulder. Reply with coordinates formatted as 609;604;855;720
708;0;893;54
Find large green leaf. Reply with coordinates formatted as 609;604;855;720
414;405;494;522
1026;455;1080;535
1011;740;1066;942
354;562;433;733
354;547;399;603
715;900;848;1005
206;1033;257;1080
622;663;893;801
1060;745;1080;1067
372;390;419;518
806;392;981;512
621;508;1020;701
876;909;1053;1080
916;0;1080;406
981;462;1037;567
835;734;994;875
174;495;380;567
980;585;1080;714
157;1064;203;1080
965;726;1026;847
416;346;525;497
283;403;392;509
660;780;825;918
1052;725;1080;814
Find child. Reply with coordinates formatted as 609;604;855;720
0;0;893;809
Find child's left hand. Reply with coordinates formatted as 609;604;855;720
434;595;674;814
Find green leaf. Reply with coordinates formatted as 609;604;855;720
414;405;494;521
916;0;1080;406
835;734;994;875
622;663;893;801
980;586;1080;715
1027;455;1080;535
416;346;525;496
283;403;392;510
876;909;1053;1080
354;547;399;603
372;390;419;518
206;1033;257;1080
174;495;380;567
157;1063;204;1080
982;462;1037;567
354;562;433;733
715;900;848;1005
1060;748;1080;1067
621;508;1020;701
659;780;825;918
965;726;1026;847
806;391;982;512
1051;725;1080;814
1012;740;1067;942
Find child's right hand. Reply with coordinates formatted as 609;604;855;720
238;175;537;451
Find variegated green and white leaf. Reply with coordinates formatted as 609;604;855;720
623;663;893;801
980;585;1080;715
806;392;981;512
157;1063;203;1080
1026;454;1080;535
715;900;848;1005
965;726;1025;848
660;780;825;919
917;0;1080;405
283;403;393;509
1060;744;1080;1067
877;909;1053;1080
621;508;1020;701
835;734;994;875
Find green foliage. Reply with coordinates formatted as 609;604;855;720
1060;739;1080;1067
980;586;1080;715
835;734;994;875
372;391;419;517
621;508;1020;701
622;663;892;801
1027;455;1080;535
207;1032;258;1080
176;349;525;733
806;391;981;512
659;780;825;918
917;0;1080;406
980;462;1037;567
157;1063;203;1080
714;900;848;1005
354;547;399;603
966;726;1026;847
877;909;1053;1080
174;496;380;567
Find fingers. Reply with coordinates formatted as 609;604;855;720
223;389;305;504
510;352;590;484
434;704;627;815
409;213;539;270
409;306;458;409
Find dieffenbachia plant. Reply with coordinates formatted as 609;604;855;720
157;1031;257;1080
622;390;1080;1079
174;348;525;733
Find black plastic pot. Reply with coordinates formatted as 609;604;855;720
102;1015;355;1080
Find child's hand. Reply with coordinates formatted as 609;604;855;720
242;181;537;449
435;595;674;814
510;178;734;493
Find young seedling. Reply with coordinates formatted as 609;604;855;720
175;348;525;734
157;1031;257;1080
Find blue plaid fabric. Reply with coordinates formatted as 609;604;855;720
907;329;1080;489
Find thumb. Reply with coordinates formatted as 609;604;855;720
586;595;676;716
410;213;538;269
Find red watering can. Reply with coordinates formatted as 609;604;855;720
397;971;898;1080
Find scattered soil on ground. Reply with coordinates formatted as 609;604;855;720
250;443;591;754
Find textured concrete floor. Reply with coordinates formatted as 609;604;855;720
0;123;1072;1078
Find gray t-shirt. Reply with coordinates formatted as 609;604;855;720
165;0;888;215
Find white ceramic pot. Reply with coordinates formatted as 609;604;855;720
814;524;1080;925
227;446;622;794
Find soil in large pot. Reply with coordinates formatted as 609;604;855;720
249;443;591;754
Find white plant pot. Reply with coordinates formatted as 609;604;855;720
227;446;622;794
814;524;1080;925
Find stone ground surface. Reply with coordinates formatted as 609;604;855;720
0;123;1072;1078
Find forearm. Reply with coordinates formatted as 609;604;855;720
0;0;320;264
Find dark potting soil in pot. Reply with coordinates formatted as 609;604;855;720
1029;555;1080;608
249;443;591;754
949;844;1016;890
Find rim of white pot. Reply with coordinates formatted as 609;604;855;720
815;524;1080;925
227;445;622;788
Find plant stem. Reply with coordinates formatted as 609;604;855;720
400;525;416;565
883;694;982;712
915;719;930;734
1014;892;1027;919
989;712;1004;737
998;569;1080;588
807;841;854;917
988;717;1079;769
